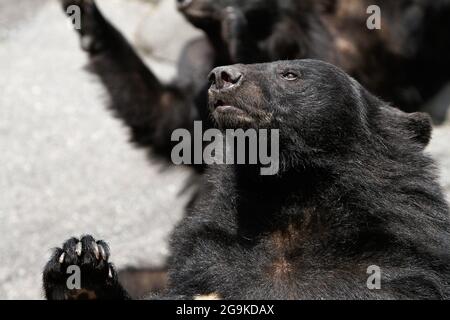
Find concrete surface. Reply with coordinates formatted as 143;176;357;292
0;0;449;300
428;122;450;203
135;0;203;64
0;0;192;300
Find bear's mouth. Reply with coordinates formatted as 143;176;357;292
213;100;246;114
211;98;254;127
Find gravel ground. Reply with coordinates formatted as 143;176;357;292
0;0;192;300
428;122;450;203
0;0;449;300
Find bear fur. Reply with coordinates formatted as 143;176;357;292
43;60;450;300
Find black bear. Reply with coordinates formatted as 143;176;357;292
177;0;450;113
43;60;450;300
60;0;450;177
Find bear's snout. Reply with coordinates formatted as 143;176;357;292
208;66;243;92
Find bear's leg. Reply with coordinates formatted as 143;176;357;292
220;7;265;64
43;235;130;300
60;0;198;160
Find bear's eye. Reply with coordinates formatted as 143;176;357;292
281;72;298;81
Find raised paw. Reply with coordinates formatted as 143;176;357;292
221;7;247;39
220;7;249;62
61;0;110;53
43;235;128;300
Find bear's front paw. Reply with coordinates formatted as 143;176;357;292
220;7;248;62
43;235;125;300
61;0;109;53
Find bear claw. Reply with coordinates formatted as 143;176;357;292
43;235;118;300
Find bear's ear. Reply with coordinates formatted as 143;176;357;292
404;112;432;147
379;106;432;148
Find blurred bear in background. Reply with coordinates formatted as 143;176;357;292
177;0;450;113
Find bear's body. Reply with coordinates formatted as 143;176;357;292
43;60;450;299
166;60;450;299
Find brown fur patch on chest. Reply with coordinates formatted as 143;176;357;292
266;208;317;279
65;289;97;300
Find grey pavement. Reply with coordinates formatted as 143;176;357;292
0;0;193;300
0;0;449;300
428;122;450;203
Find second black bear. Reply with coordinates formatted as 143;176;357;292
177;0;450;113
43;60;450;300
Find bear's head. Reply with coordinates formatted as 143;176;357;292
176;0;278;39
176;0;335;41
207;59;431;170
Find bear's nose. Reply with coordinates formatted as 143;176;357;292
208;66;243;91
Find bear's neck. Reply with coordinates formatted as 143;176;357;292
233;163;336;209
228;164;353;251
